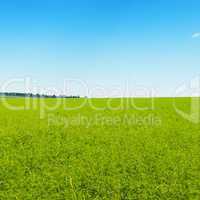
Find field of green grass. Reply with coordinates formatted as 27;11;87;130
0;97;199;199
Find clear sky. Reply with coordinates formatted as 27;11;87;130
0;0;200;97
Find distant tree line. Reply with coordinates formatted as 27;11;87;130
0;93;80;99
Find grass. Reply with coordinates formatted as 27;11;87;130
0;97;199;199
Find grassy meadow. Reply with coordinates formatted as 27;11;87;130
0;97;199;199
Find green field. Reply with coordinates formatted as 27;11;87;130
0;97;199;199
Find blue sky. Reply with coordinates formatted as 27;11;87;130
0;0;200;97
